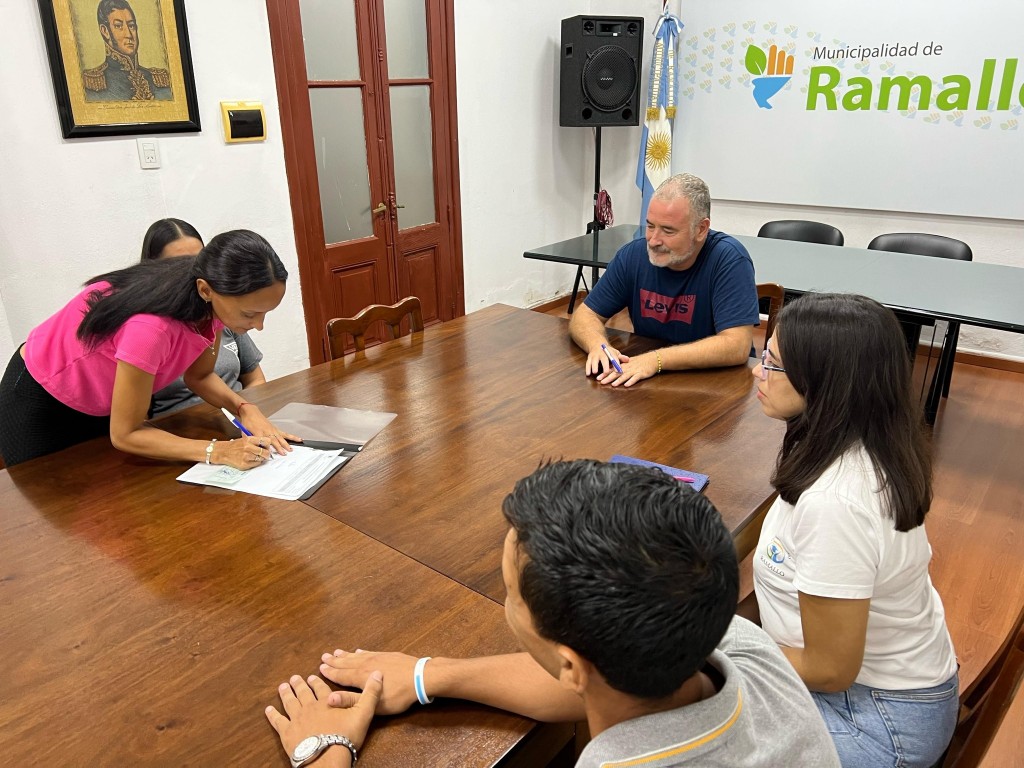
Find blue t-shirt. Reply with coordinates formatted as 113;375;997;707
583;230;759;345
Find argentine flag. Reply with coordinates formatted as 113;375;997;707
637;11;682;232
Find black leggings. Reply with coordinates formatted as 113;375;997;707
0;346;110;467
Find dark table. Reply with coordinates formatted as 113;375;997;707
0;305;785;766
0;448;567;767
164;305;784;603
524;225;1024;423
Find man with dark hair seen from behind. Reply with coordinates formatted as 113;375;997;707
83;0;171;101
570;172;759;387
285;461;839;767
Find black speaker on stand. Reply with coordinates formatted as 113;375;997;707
559;15;644;311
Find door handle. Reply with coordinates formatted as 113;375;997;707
372;202;387;214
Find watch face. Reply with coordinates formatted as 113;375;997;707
293;735;322;762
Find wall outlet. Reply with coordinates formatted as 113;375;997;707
136;139;160;169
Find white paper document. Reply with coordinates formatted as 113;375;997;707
176;446;349;500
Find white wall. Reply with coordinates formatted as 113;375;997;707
0;0;303;377
2;0;1021;372
453;1;664;311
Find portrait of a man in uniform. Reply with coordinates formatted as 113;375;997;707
82;0;172;101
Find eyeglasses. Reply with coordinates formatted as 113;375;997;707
759;349;786;380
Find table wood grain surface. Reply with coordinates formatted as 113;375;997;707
0;452;552;767
167;305;783;602
0;304;784;766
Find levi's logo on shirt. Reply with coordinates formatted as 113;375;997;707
639;289;696;325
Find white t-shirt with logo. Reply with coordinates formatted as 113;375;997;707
753;445;957;690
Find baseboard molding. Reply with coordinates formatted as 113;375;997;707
940;349;1024;374
528;295;578;314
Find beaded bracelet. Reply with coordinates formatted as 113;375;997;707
656;350;663;375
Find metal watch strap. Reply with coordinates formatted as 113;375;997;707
290;734;358;767
321;734;357;765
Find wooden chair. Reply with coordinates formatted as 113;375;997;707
941;609;1024;767
757;282;785;348
326;297;424;360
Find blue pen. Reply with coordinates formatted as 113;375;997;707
221;407;253;436
600;343;624;374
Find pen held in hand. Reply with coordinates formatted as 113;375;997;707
600;343;624;374
221;407;253;437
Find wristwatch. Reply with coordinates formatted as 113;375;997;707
290;734;358;767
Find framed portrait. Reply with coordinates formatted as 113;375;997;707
37;0;200;138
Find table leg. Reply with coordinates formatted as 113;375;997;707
567;266;584;314
925;323;956;425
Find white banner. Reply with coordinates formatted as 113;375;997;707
673;2;1024;220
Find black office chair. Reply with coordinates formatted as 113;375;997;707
756;220;845;311
867;233;972;402
757;220;845;246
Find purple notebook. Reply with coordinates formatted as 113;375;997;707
609;454;710;493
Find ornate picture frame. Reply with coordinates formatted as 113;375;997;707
37;0;200;138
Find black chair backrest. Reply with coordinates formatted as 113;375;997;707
867;233;973;262
757;219;845;246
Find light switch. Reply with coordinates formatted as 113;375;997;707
136;138;160;169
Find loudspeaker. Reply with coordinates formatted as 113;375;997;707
559;15;644;127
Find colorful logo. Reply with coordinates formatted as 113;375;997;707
745;44;793;109
766;538;787;564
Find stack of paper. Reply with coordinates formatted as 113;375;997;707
177;446;349;501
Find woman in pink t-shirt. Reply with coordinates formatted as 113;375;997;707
0;229;298;468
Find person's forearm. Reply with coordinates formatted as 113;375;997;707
658;332;750;371
239;365;267;388
186;371;251;412
779;645;856;693
568;306;610;355
111;423;216;463
426;653;586;722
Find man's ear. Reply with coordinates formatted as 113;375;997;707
696;217;711;238
99;24;111;45
555;645;593;695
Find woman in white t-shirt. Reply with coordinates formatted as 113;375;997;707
742;292;958;768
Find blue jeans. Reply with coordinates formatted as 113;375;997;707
812;673;959;768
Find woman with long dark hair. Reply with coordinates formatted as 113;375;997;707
745;292;958;767
0;229;297;468
140;219;267;415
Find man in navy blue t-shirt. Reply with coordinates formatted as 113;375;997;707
569;174;758;387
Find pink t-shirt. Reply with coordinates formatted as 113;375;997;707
24;282;222;416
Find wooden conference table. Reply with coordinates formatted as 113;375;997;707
0;305;784;766
523;225;1024;424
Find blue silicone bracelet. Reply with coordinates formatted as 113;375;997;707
413;656;434;705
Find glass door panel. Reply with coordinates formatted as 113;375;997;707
308;88;373;244
299;0;361;80
389;85;436;229
382;0;429;78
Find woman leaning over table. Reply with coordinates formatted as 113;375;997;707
141;218;267;416
0;229;297;468
741;292;958;768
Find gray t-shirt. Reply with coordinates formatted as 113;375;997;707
151;329;262;416
576;616;840;768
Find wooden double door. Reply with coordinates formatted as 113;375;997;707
268;0;463;363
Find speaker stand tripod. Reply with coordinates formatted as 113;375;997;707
569;126;607;314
